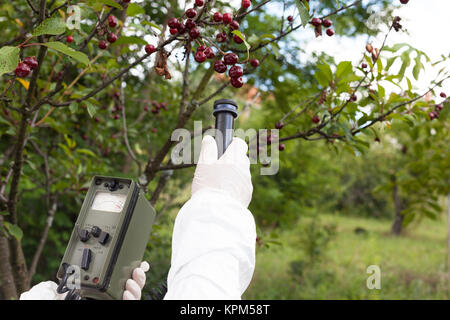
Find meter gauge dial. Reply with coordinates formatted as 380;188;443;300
91;192;127;213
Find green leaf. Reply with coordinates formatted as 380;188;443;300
85;100;96;117
3;222;23;241
231;30;250;58
406;77;412;92
93;0;123;10
270;43;280;59
41;42;90;66
69;101;78;114
141;21;161;31
336;61;353;80
385;57;397;71
402;212;415;227
127;3;145;16
384;43;409;52
0;46;19;77
33;17;66;36
294;0;310;27
412;55;423;80
315;63;333;87
113;36;148;46
76;148;97;157
377;84;385;100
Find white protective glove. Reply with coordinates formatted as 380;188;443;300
19;261;150;300
164;135;256;300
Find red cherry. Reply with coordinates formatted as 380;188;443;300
311;18;322;27
107;33;118;43
326;28;334;36
123;0;131;2
15;62;31;78
242;0;251;9
349;94;357;102
287;16;293;23
195;0;204;6
213;12;223;22
361;63;368;69
189;27;200;39
224;53;238;65
230;77;244;88
249;59;259;68
185;19;196;29
66;35;74;43
23;56;38;70
229;65;243;78
216;32;227;43
186;8;197;19
278;143;285;151
194;51;206;63
197;45;206;52
177;23;186;34
108;15;118;28
168;18;180;29
204;47;215;59
233;34;244;44
312;115;320;123
322;19;332;28
400;0;409;4
275;121;284;129
114;114;120;120
145;44;156;54
170;28;178;35
229;20;239;30
435;104;444;111
428;111;437;120
440;92;447;98
223;13;232;24
99;40;108;49
214;60;227;73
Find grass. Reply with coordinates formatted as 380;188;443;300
244;213;450;300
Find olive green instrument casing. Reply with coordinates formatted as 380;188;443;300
56;176;156;300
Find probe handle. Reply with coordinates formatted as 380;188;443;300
213;99;239;158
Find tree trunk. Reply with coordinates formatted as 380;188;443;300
0;219;18;299
391;176;404;236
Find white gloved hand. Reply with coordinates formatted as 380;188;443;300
192;135;253;208
122;261;150;300
19;261;150;300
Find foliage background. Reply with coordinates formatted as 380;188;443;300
0;0;449;299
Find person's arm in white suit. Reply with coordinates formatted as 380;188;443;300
164;135;256;300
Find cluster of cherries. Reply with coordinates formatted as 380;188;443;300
429;92;446;120
94;15;121;50
145;101;168;114
311;17;334;37
152;0;260;88
14;56;38;78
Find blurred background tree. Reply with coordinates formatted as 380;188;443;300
0;0;448;299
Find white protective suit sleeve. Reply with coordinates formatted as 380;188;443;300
164;135;257;300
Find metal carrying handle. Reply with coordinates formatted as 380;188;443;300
213;99;239;158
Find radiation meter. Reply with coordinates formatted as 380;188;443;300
56;176;156;300
56;99;238;300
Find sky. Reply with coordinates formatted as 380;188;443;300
295;0;450;96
